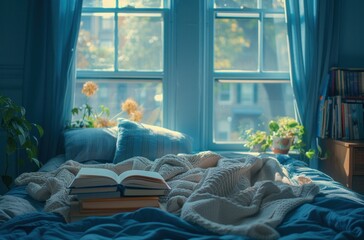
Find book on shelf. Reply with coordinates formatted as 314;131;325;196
317;68;364;141
80;196;160;210
328;68;364;97
69;168;171;191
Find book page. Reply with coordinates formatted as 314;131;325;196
77;168;119;184
117;170;169;189
117;170;164;183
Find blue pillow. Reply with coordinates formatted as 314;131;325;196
64;127;118;163
113;119;193;163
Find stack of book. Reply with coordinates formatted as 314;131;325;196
68;168;170;221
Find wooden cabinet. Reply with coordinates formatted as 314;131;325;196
319;139;364;194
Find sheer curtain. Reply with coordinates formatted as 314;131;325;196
23;0;83;163
285;0;340;167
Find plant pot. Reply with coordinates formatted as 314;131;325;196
272;137;293;154
250;143;265;152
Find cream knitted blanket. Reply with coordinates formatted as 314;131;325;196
13;151;319;240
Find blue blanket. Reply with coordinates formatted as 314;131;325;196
0;208;248;240
1;155;363;240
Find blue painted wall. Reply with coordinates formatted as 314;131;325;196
338;0;364;68
0;0;29;194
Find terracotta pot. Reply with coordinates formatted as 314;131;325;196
272;137;293;154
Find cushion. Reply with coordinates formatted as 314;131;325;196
64;127;118;163
113;118;193;163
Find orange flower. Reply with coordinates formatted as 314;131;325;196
82;81;98;97
130;110;143;122
121;98;139;115
94;117;117;128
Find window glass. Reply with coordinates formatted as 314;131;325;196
118;13;163;71
75;2;165;127
261;0;285;9
77;13;115;71
214;0;258;9
214;16;259;71
211;0;293;145
263;14;289;71
83;0;116;8
119;0;163;8
74;80;163;126
214;0;284;9
213;81;295;142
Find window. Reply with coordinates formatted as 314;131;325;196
74;0;295;152
75;0;167;126
210;0;295;148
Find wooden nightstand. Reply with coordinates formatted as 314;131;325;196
319;139;364;194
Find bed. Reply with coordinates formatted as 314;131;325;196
0;124;363;240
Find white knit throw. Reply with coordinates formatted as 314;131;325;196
14;151;319;240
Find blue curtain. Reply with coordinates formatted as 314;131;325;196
23;0;83;163
285;0;340;167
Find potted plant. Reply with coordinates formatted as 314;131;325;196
242;129;271;152
268;117;304;154
0;95;43;190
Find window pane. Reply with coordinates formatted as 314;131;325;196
83;0;116;8
261;0;285;9
118;13;163;71
213;81;295;142
74;80;163;126
214;0;258;8
77;13;114;71
214;17;258;71
214;0;284;9
119;0;163;8
263;14;289;71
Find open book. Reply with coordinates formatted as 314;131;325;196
69;168;171;190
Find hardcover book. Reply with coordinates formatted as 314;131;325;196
80;196;160;210
69;168;171;190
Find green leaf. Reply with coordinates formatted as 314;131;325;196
32;158;41;168
20;106;26;116
71;108;79;115
34;123;44;137
305;149;316;160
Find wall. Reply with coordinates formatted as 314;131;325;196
0;0;29;193
338;0;364;68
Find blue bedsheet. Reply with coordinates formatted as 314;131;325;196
1;155;363;240
0;209;248;240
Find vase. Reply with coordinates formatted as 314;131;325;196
272;137;293;154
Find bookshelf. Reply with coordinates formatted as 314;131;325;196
318;68;364;140
318;68;364;194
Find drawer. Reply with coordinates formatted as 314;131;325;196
353;147;364;175
352;175;364;194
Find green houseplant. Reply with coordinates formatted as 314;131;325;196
268;117;305;154
0;95;43;190
242;129;270;152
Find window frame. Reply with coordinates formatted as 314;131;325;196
206;0;291;151
74;0;292;152
76;0;172;126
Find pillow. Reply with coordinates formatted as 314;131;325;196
64;127;118;163
113;119;193;163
